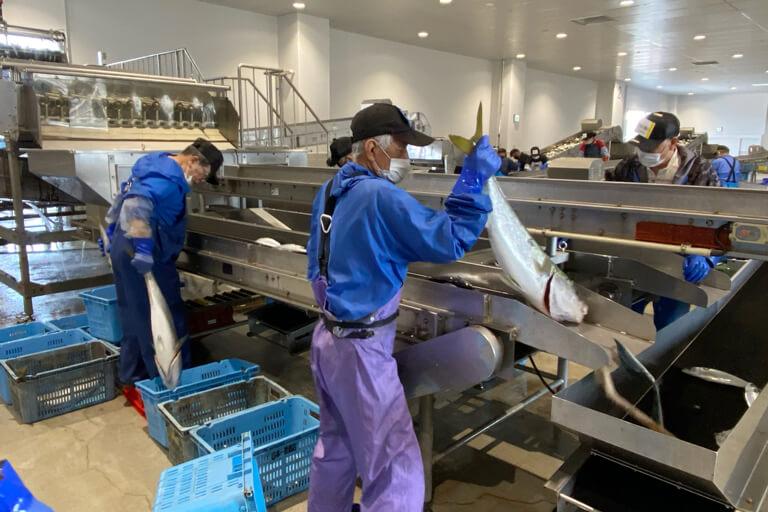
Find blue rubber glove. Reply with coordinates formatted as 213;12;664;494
0;460;53;512
682;255;713;283
97;237;106;257
131;237;155;275
452;135;502;195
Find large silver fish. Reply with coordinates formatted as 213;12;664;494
145;272;184;389
485;177;587;323
450;104;587;323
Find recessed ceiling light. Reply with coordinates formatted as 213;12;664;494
515;53;526;59
617;51;628;56
485;1;495;6
556;33;568;39
693;34;706;40
292;2;306;9
624;78;632;82
418;31;429;38
439;0;452;4
572;66;582;71
688;92;695;95
732;53;743;59
730;86;737;90
701;77;709;81
753;83;768;87
668;67;678;71
656;85;663;89
620;0;635;5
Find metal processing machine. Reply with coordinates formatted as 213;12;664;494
541;119;624;160
3;42;768;510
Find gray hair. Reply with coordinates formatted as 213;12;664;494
351;134;392;158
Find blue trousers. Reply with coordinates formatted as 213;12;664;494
110;229;190;384
632;296;691;331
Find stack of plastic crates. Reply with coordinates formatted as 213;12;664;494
190;396;319;506
48;313;90;331
158;375;291;464
1;340;119;423
0;328;94;405
153;432;267;512
135;359;260;447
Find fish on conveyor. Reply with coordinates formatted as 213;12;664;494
255;237;281;248
682;366;760;407
145;272;184;389
449;103;588;323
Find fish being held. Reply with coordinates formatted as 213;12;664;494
450;103;588;323
145;272;184;389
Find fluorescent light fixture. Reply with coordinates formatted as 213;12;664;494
620;0;635;5
701;77;709;81
617;51;628;56
573;66;582;71
292;2;306;9
515;53;526;59
752;83;768;87
418;31;429;38
693;34;706;40
439;0;453;4
556;33;568;39
624;78;632;82
732;53;743;59
668;67;678;71
688;92;695;95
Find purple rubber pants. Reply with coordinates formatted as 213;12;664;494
307;277;424;512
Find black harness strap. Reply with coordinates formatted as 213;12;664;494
726;156;737;183
316;172;398;338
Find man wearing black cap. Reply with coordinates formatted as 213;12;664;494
102;138;223;385
608;113;722;329
579;131;609;161
326;136;353;167
306;103;499;512
608;112;719;185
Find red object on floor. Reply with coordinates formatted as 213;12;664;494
122;385;146;419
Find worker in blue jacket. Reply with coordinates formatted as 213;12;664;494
101;138;223;385
711;145;741;187
306;103;499;512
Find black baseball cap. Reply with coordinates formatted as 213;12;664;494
629;112;680;152
327;136;352;167
350;103;434;146
191;138;224;185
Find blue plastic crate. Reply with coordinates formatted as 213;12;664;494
153;432;266;512
191;397;319;506
0;328;94;404
79;285;123;342
1;340;119;423
136;359;260;448
48;313;89;331
0;321;58;344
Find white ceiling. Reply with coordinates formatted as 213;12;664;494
201;0;768;95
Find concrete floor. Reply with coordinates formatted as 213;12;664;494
0;242;591;511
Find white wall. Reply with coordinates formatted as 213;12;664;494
329;29;494;137
625;86;673;114
519;68;597;151
5;0;67;33
676;92;768;155
64;0;277;77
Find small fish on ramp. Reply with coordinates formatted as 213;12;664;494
145;272;184;389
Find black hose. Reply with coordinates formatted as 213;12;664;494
529;354;557;395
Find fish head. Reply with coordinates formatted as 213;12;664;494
155;345;183;390
548;272;588;323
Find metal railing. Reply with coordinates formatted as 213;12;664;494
105;48;205;82
207;65;329;152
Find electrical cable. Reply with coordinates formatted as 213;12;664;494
529;354;557;395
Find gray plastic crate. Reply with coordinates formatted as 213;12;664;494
158;375;290;465
1;341;119;423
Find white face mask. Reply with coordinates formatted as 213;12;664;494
636;148;663;167
375;142;412;184
186;174;195;185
